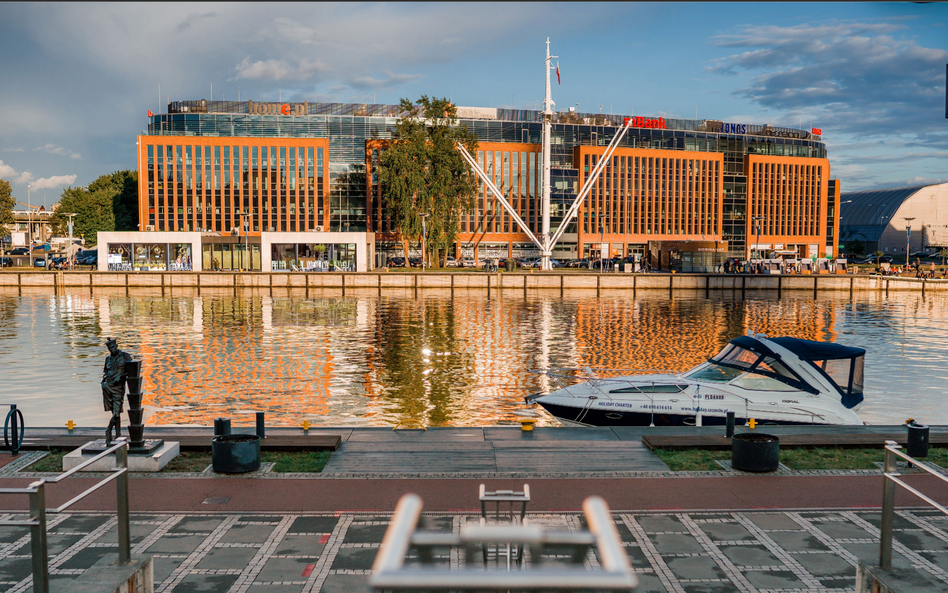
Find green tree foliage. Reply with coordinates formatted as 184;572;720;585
50;170;137;245
52;186;115;245
378;96;479;262
90;170;138;231
0;179;13;238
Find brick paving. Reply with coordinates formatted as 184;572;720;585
3;507;948;592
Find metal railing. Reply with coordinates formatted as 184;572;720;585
370;493;637;592
0;439;131;593
880;440;948;570
479;484;531;569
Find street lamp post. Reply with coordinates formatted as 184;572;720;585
239;212;250;270
27;184;33;268
419;213;429;271
599;219;604;274
904;217;916;268
752;216;764;260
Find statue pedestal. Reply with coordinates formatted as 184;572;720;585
63;440;180;472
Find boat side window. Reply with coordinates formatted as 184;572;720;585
812;357;863;397
729;374;798;391
610;384;685;393
712;344;759;369
755;357;797;381
686;364;744;382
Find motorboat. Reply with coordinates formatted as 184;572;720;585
525;332;866;426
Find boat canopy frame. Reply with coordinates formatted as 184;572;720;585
700;336;820;395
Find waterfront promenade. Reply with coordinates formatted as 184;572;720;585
2;425;948;591
2;270;947;295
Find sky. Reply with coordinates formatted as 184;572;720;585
0;2;946;208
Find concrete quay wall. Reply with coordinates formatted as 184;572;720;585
0;271;943;294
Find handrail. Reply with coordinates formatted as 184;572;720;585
370;492;637;591
879;441;948;570
0;439;131;593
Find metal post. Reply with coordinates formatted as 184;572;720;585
541;38;557;271
880;443;897;570
904;217;915;268
115;441;131;564
419;213;429;271
28;184;33;268
29;482;49;593
256;411;266;439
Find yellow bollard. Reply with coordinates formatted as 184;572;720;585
65;420;75;430
519;418;537;432
302;420;310;431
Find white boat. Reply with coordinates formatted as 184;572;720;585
525;333;866;426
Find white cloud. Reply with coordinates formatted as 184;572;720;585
3;148;24;153
707;20;948;141
33;143;81;159
0;160;34;185
31;174;77;190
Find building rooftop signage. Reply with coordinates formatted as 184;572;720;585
623;116;667;129
248;100;308;117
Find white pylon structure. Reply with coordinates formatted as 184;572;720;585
456;38;634;271
539;37;556;271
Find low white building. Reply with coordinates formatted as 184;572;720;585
840;183;948;256
96;230;375;272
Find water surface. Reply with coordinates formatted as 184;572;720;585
0;288;943;427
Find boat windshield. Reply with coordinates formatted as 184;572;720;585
685;342;815;393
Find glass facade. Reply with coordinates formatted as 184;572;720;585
143;138;327;234
142;101;831;257
270;243;356;271
107;242;193;271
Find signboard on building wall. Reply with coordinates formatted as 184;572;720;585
600;243;610;258
456;107;497;120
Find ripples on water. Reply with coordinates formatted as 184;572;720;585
0;289;944;427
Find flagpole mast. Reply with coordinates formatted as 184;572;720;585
541;38;556;271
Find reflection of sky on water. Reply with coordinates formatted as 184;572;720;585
0;289;946;427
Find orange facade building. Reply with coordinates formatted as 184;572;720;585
143;101;839;266
137;136;329;235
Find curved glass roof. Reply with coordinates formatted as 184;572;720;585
840;185;928;227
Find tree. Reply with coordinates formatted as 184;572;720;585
938;249;948;265
0;179;13;239
378;96;479;264
874;251;884;266
52;186;115;245
89;170;138;231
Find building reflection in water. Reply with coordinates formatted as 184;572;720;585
5;288;945;427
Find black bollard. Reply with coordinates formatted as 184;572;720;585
726;412;735;438
256;412;265;439
214;418;231;436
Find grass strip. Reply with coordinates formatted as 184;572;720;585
26;449;68;472
655;446;948;472
20;449;332;473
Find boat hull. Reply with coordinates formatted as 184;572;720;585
537;401;829;427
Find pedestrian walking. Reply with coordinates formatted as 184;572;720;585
930;261;936;279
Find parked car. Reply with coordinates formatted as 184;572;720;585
408;257;423;268
49;257;68;269
860;255;893;264
387;257;406;268
459;256;476;268
8;247;29;255
566;258;589;268
0;257;12;268
33;258;47;268
519;257;541;268
444;256;458;267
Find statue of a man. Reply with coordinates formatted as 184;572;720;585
102;337;132;445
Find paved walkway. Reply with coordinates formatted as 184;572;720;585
2;506;948;593
2;426;948;591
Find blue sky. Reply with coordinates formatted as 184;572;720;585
0;2;946;206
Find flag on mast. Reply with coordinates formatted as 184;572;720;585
556;61;561;85
147;109;154;117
